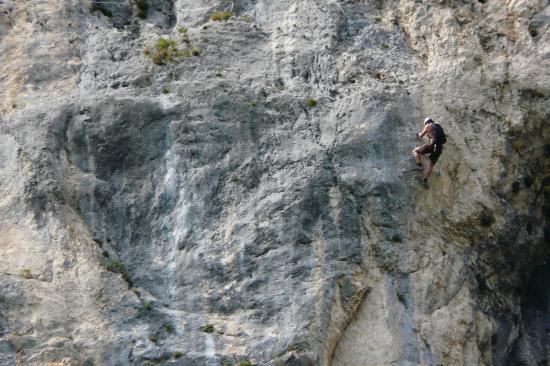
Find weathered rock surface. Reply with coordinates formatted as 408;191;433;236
0;0;548;365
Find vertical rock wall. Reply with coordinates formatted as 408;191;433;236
0;0;548;365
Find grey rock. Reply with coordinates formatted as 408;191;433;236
0;0;548;365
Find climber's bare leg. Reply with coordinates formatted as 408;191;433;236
412;147;422;165
425;162;434;180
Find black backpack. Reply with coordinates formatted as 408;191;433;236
433;123;447;145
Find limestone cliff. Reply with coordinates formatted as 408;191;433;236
0;0;548;365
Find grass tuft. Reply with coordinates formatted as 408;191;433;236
103;259;132;285
201;324;215;333
103;259;125;273
306;98;317;108
190;47;201;56
19;268;32;279
210;10;234;21
145;37;178;65
164;324;174;333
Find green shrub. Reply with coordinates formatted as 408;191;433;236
134;0;149;19
172;352;183;359
103;259;125;273
201;324;215;333
178;26;188;34
161;87;170;94
238;361;252;366
242;14;252;22
157;37;175;49
381;43;389;49
143;302;152;311
145;37;179;65
103;259;132;285
19;268;32;279
210;10;234;21
306;98;317;108
164;324;174;333
149;335;157;343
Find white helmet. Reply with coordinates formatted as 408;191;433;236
424;117;434;124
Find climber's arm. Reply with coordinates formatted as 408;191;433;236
417;125;429;138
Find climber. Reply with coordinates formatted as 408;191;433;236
412;117;446;185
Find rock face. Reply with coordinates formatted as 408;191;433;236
0;0;548;365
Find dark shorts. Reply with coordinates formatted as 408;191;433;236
417;143;443;165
